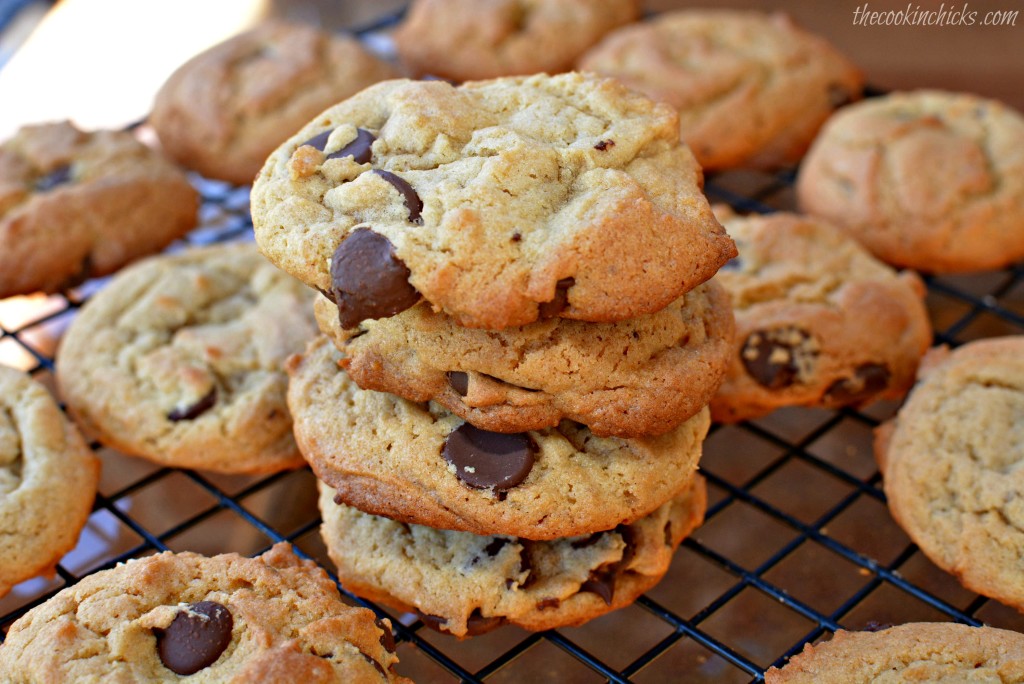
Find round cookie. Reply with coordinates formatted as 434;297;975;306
710;209;931;424
875;337;1024;610
0;365;99;598
287;336;710;540
766;623;1024;683
252;73;736;330
151;20;399;186
0;543;408;682
318;474;705;638
0;120;199;299
797;90;1024;273
577;10;864;171
313;279;733;438
56;242;317;474
392;0;640;82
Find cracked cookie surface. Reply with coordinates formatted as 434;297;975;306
875;337;1024;611
56;242;317;474
252;73;735;330
287;336;709;540
393;0;640;81
314;279;733;438
710;209;931;423
0;543;408;683
797;90;1024;272
151;20;398;186
577;10;863;171
767;622;1024;683
0;121;198;298
0;365;99;598
318;475;704;638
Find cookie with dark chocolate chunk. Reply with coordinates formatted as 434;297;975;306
287;336;710;540
0;543;408;682
56;242;317;474
318;475;706;637
710;208;931;423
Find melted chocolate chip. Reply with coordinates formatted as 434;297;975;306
484;537;509;557
301;129;333;152
156;601;233;675
167;388;217;422
35;164;72;192
741;327;817;390
375;618;396;653
537;597;561;610
580;570;615;605
328;128;375;164
371;170;423;224
465;609;506;636
538;278;574;319
447;371;469;397
442;423;535;491
331;228;420;329
416;611;447;632
358;651;388;677
594;139;615;151
823;363;891;405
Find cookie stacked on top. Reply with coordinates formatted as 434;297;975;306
252;72;737;637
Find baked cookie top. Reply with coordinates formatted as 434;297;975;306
252;73;735;330
314;279;733;438
0;120;198;298
151;20;399;186
766;622;1024;683
876;337;1024;610
0;543;407;683
710;209;931;423
797;90;1024;273
0;365;99;598
56;242;317;474
318;475;705;638
287;336;710;540
578;10;863;171
393;0;640;82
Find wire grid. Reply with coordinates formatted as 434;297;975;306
3;15;1024;684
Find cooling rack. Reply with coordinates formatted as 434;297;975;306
3;8;1024;684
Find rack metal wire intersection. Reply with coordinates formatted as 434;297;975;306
3;10;1024;684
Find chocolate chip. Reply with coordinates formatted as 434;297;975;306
741;327;817;390
331;228;420;328
416;611;447;632
538;278;574;319
301;129;333;152
823;363;891;406
484;538;509;557
156;601;233;675
167;388;217;422
594;139;615;151
537;597;561;610
375;618;396;653
617;525;637;569
371;170;423;224
442;423;535;491
328;128;375;164
510;232;522;242
519;541;537;588
465;609;506;636
358;651;388;677
580;570;615;606
447;371;469;397
35;164;72;192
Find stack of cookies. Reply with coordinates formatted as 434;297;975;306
251;72;738;637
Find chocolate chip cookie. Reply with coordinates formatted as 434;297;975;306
287;336;710;540
766;623;1024;683
0;120;198;299
0;365;99;598
313;279;733;438
0;543;407;682
875;337;1024;611
578;10;864;171
710;209;931;423
393;0;640;82
318;474;705;638
797;90;1024;272
56;242;316;474
151;20;399;186
252;73;736;330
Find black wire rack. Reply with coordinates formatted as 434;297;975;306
3;8;1024;684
